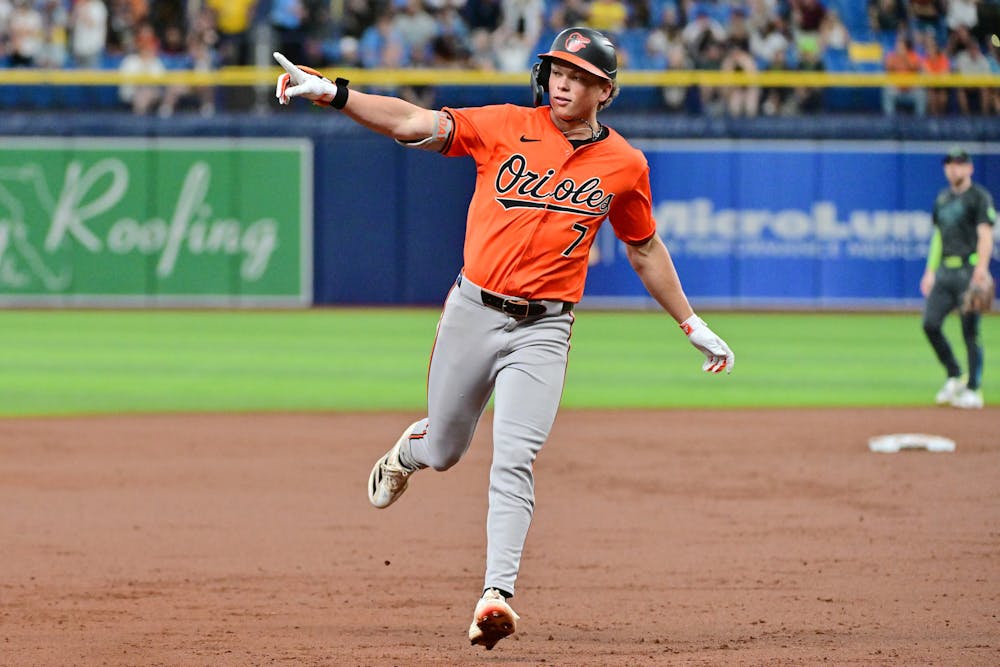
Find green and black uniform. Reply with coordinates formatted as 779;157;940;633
922;183;997;390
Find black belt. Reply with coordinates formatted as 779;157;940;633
479;291;546;318
459;274;572;319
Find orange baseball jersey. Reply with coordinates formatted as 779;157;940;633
440;104;657;303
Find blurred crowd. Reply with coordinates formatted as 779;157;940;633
0;0;998;116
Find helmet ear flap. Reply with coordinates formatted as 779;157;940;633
531;60;550;107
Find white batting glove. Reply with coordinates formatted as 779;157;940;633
680;314;734;374
274;52;337;105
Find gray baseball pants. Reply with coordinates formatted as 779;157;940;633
405;274;573;597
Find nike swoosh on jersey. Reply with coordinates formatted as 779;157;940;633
519;136;541;142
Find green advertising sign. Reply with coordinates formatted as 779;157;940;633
0;138;312;305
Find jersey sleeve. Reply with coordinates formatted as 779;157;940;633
976;187;997;227
606;165;657;245
440;105;510;160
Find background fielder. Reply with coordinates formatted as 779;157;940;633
921;147;996;409
275;27;734;651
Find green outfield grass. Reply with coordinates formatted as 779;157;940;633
1;309;996;417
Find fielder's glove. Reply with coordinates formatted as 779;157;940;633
961;274;996;314
681;314;734;374
274;52;338;106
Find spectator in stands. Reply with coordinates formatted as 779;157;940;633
125;0;147;24
618;29;670;71
270;0;306;65
160;23;187;60
752;16;791;64
818;6;848;51
189;6;219;60
341;0;383;40
760;44;797;115
790;0;825;39
946;23;975;55
720;37;760;116
662;42;694;112
118;23;164;114
639;27;669;69
985;35;1000;114
359;7;429;102
429;5;472;67
882;32;927;116
682;6;727;59
588;0;628;35
8;0;43;66
919;31;950;116
953;37;991;114
153;7;218;117
491;21;534;71
501;0;544;48
868;0;906;38
626;0;651;29
158;28;217;117
461;0;502;33
333;34;362;67
654;2;685;51
746;0;777;35
106;0;147;56
946;0;979;38
0;0;11;58
726;7;755;53
206;0;256;66
360;9;409;68
466;27;496;69
908;0;945;42
37;0;68;67
70;0;108;68
791;34;825;113
547;0;589;32
694;36;727;116
394;0;437;65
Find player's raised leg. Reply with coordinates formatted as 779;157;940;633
368;284;501;508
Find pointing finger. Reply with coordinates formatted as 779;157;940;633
273;51;299;76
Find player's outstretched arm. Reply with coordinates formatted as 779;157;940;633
626;235;734;374
273;52;438;145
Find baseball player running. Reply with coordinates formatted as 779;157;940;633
275;27;734;650
920;147;996;409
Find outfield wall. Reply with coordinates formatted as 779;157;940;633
0;113;997;308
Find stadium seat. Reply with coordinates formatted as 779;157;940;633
823;46;851;72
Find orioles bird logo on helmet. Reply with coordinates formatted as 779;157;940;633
564;32;591;53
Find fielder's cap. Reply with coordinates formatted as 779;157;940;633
943;147;971;164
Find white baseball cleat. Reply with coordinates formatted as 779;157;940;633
468;588;519;650
950;388;984;409
368;421;421;508
935;377;964;405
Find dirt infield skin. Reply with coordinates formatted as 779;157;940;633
1;408;998;667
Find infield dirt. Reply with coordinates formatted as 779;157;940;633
1;408;998;666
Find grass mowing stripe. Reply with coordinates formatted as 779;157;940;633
0;310;995;416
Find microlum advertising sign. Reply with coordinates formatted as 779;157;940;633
0;138;312;306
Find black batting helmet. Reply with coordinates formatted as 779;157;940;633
532;27;619;109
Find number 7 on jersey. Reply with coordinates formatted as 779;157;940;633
562;223;589;257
